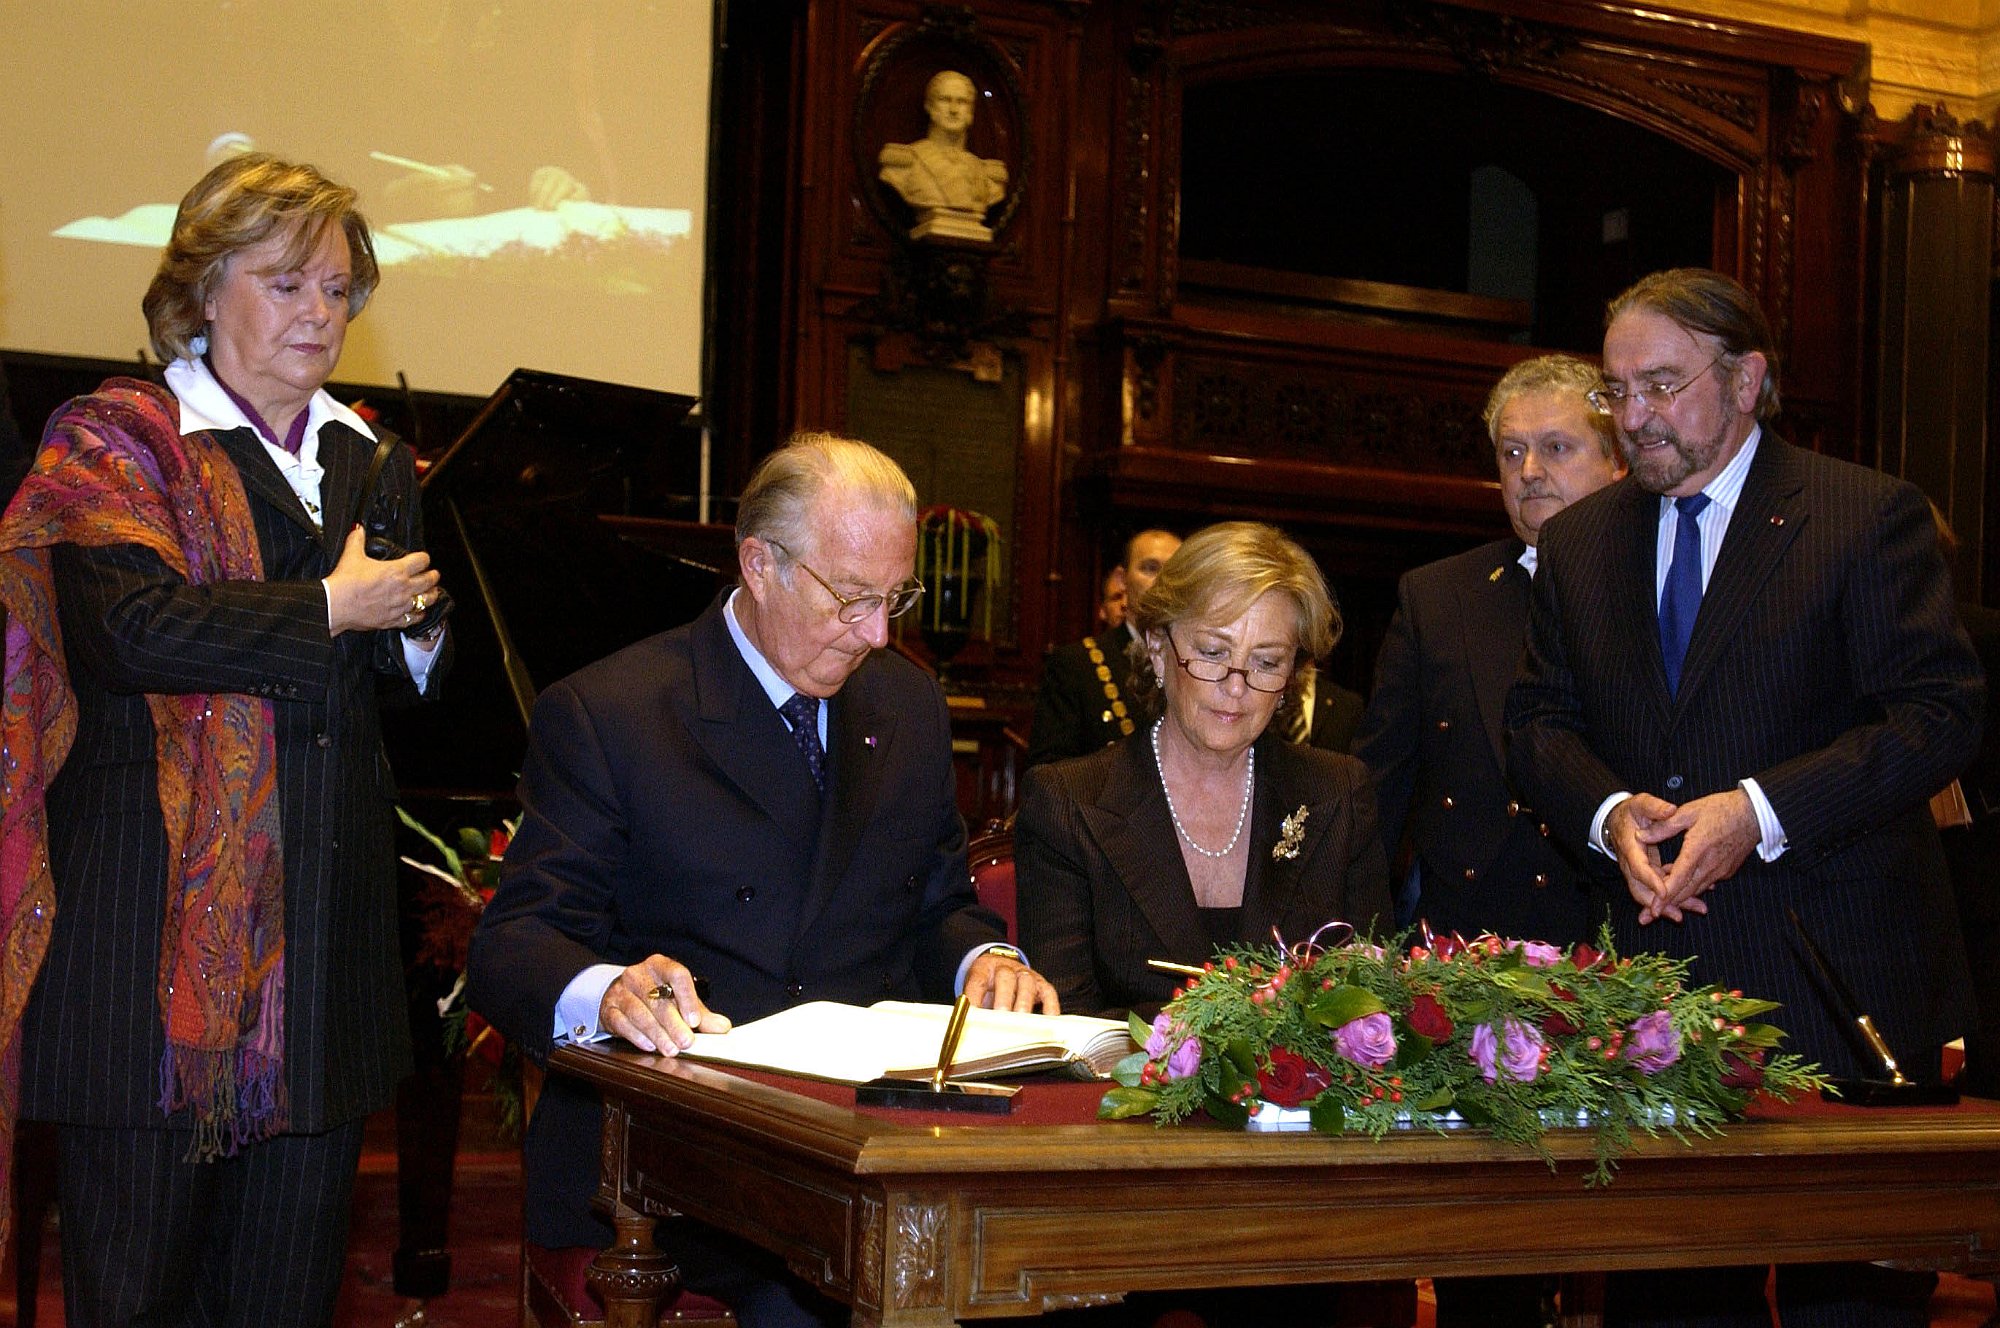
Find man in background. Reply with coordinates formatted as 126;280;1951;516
1509;268;1981;1327
1356;354;1622;945
1354;353;1624;1328
1027;527;1180;767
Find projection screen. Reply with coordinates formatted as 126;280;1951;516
0;1;710;400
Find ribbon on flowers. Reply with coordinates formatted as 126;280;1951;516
1271;918;1354;969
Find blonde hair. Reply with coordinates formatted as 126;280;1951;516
734;431;917;572
1127;521;1338;713
142;153;379;364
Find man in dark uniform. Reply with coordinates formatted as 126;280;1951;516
1026;528;1179;767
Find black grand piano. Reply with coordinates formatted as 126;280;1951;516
379;367;725;1305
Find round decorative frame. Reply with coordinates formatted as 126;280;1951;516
853;13;1030;244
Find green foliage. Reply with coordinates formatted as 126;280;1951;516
1106;926;1828;1185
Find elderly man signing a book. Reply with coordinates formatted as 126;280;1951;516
467;431;1056;1328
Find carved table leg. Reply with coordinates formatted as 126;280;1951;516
586;1207;681;1328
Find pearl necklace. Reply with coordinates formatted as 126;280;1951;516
1151;718;1255;859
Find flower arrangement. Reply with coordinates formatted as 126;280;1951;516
1100;926;1828;1184
399;805;525;1135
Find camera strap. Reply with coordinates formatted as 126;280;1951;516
346;434;400;534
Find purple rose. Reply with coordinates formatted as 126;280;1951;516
1470;1018;1545;1084
1333;1011;1397;1069
1623;1009;1682;1073
1166;1037;1203;1080
1145;1011;1174;1059
1512;940;1564;968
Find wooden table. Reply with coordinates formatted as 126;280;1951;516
550;1043;2000;1327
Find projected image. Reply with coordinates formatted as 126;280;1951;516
55;137;692;294
1;2;709;397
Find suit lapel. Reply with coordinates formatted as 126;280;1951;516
1674;439;1805;710
315;421;371;555
684;599;823;842
1242;739;1342;943
1081;739;1213;962
210;425;321;539
1610;480;1676;716
1459;542;1530;769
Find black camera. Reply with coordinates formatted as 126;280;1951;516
362;489;452;637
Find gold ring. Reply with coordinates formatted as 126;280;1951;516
413;592;426;613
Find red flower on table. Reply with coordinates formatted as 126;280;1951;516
1406;991;1455;1042
1256;1047;1333;1108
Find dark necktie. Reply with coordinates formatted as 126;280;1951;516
1658;493;1712;695
779;692;828;794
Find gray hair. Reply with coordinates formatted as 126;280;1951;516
1482;353;1618;459
1606;268;1782;423
734;432;917;574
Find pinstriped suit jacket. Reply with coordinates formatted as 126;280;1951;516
19;402;447;1135
1506;437;1983;1079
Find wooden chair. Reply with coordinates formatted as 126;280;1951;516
518;1064;735;1327
522;1243;735;1327
967;817;1016;941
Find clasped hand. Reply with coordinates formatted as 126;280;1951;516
324;525;442;635
1605;788;1760;925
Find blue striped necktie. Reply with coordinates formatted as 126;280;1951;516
1659;493;1712;695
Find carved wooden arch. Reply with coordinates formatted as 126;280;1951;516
1117;0;1862;353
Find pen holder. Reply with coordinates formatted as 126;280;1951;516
855;1078;1016;1114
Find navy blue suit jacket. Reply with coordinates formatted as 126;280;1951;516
1354;537;1591;944
468;593;1001;1246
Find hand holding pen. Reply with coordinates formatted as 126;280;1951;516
597;955;729;1054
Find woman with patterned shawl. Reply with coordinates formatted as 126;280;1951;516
0;154;452;1326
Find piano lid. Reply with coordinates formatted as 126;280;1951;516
383;367;728;795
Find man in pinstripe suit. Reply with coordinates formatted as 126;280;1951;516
1508;268;1982;1327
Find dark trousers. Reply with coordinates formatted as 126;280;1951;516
1605;1262;1934;1328
54;1119;366;1328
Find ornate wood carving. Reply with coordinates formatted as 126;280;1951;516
890;1197;950;1309
855;1195;886;1316
1656;77;1758;133
853;7;1033;243
1171;356;1490;476
1387;0;1567;77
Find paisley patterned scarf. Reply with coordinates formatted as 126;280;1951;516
0;377;285;1240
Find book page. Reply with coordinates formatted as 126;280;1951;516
683;1001;1128;1083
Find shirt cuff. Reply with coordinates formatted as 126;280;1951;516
1739;778;1788;861
1589;792;1633;857
955;941;1029;995
554;963;624;1043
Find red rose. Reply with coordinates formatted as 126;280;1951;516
1721;1048;1767;1090
1571;943;1604;971
1256;1046;1333;1108
1434;933;1466;960
1541;1011;1581;1037
1406;992;1455;1041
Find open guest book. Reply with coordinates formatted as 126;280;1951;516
685;1001;1134;1084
